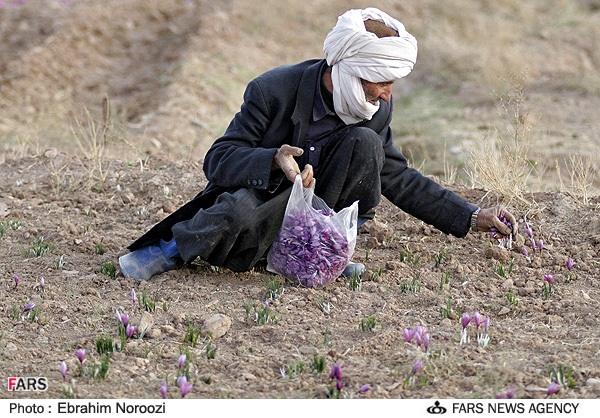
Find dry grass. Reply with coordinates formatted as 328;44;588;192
557;153;599;206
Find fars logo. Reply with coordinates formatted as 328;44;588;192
7;377;48;392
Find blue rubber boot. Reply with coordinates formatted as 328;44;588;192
119;239;180;282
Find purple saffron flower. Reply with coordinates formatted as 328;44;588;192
126;323;137;338
336;379;344;391
357;384;371;394
522;247;530;258
566;257;574;271
415;325;428;338
75;348;85;364
403;328;416;343
415;331;423;347
115;309;122;323
506;387;517;399
524;221;533;238
178;354;187;369
422;333;430;352
473;312;484;328
483;317;490;333
461;313;471;329
530;238;536;253
40;277;45;291
330;363;342;381
177;375;187;388
544;274;554;283
14;274;19;288
22;301;35;313
131;288;137;305
411;360;423;375
160;380;168;399
547;381;560;397
120;312;129;326
538;239;543;253
60;361;68;382
180;380;193;398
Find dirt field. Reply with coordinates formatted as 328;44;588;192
1;0;600;400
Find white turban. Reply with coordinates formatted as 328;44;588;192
323;8;418;125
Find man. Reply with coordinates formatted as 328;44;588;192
119;8;517;283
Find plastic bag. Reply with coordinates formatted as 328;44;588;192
267;174;358;288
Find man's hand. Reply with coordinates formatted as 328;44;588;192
476;205;518;238
272;144;314;188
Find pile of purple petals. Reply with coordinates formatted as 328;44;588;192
490;215;514;249
269;207;352;288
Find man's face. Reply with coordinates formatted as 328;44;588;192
361;79;394;105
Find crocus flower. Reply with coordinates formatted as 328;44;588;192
40;277;45;291
178;354;186;369
131;288;137;305
547;381;560;397
538;239;543;253
411;360;423;375
531;238;536;253
336;379;344;391
126;323;137;338
524;221;533;238
544;274;554;283
483;317;490;333
403;328;416;343
566;257;574;271
415;331;423;347
415;325;428;338
120;312;129;326
461;313;471;329
473;312;484;328
177;375;187;388
506;387;517;399
180;380;193;398
422;333;430;353
115;309;122;323
60;361;68;382
522;247;530;261
357;384;371;394
22;301;35;313
14;274;19;288
75;348;85;364
160;381;168;399
330;363;342;381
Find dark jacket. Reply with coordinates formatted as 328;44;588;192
129;59;474;251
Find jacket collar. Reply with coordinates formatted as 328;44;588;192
291;59;328;146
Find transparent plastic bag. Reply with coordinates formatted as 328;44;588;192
267;174;358;288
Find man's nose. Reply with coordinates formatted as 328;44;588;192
379;85;392;102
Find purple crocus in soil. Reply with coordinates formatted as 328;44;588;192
522;247;530;261
120;312;129;326
131;288;137;306
178;354;187;369
538;239;544;253
75;348;86;364
544;273;554;283
22;301;35;313
422;333;430;353
160;380;168;399
483;317;491;333
125;323;137;338
461;313;471;329
411;360;423;375
14;274;19;288
547;381;560;397
506;387;517;399
180;380;193;398
60;361;68;382
473;312;484;329
566;257;574;271
336;379;344;391
177;375;187;388
357;384;371;394
330;363;342;381
415;325;428;338
40;277;45;291
524;221;533;238
403;327;416;343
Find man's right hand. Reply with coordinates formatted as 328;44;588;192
272;144;314;188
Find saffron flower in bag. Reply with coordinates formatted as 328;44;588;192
267;175;358;288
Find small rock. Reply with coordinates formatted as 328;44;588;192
439;318;452;328
121;191;136;204
501;278;514;288
298;346;316;355
202;314;232;339
160;325;177;336
498;307;511;316
242;373;257;381
138;312;154;337
585;378;600;391
385;260;404;271
146;328;162;339
545;315;563;325
485;247;510;263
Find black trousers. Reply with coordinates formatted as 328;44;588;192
154;127;384;272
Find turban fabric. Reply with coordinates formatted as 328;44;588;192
323;8;418;125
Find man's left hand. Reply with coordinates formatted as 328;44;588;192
476;206;518;238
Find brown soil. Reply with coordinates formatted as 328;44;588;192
1;153;600;399
1;0;600;401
